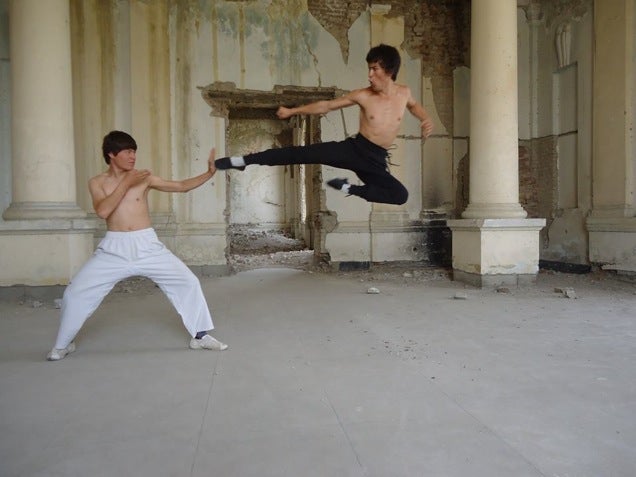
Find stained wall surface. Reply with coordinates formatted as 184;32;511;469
0;0;634;285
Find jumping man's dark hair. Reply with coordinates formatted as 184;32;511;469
366;44;401;81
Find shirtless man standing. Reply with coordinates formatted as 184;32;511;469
47;130;227;361
214;44;434;205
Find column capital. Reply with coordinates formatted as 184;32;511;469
523;2;544;25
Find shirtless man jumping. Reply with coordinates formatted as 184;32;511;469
214;44;434;205
47;130;227;361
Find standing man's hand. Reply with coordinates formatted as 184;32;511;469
124;169;151;188
208;148;216;176
276;106;293;119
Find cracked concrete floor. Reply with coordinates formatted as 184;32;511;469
1;266;635;477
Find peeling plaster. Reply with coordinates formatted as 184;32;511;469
211;0;319;75
307;0;367;63
539;0;592;30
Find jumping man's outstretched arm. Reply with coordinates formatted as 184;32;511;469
277;92;359;119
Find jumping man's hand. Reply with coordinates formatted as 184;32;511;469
276;106;293;119
420;116;434;139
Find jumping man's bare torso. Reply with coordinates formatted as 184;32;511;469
354;85;411;149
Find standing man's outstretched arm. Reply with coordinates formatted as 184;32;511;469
149;148;217;193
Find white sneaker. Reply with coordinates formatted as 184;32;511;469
189;334;228;351
47;342;76;361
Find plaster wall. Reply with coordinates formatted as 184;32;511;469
0;0;9;217
517;1;594;266
226;119;289;226
593;0;634;211
5;1;619;284
587;0;636;269
188;3;431;263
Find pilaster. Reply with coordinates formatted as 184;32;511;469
4;0;84;220
587;0;636;271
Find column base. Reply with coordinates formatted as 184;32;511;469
462;202;528;219
447;218;546;288
453;270;539;288
3;201;87;220
0;218;96;286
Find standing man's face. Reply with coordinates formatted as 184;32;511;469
109;148;137;171
367;62;392;91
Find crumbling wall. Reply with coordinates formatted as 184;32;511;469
307;0;367;64
306;0;469;136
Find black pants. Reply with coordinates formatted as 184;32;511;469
244;133;408;205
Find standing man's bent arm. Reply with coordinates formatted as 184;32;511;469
90;169;151;219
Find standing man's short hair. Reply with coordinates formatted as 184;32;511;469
102;130;137;165
366;44;401;81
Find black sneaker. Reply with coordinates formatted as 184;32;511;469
215;157;245;171
327;177;349;191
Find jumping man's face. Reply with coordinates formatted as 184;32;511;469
367;61;392;91
109;148;137;171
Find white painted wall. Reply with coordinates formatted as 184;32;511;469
0;0;11;216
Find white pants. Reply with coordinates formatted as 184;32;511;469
53;228;214;349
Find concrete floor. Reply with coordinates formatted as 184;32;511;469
1;266;635;477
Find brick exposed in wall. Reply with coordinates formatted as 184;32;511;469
307;0;367;63
306;1;470;72
306;1;469;135
519;136;558;249
519;144;539;217
519;137;557;220
395;0;470;76
455;151;469;217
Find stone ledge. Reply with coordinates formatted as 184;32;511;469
447;218;546;231
586;217;636;232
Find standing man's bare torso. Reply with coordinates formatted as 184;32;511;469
89;171;153;232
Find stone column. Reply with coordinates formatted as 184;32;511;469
3;0;84;220
0;0;94;287
447;0;545;287
586;0;636;271
463;0;526;220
